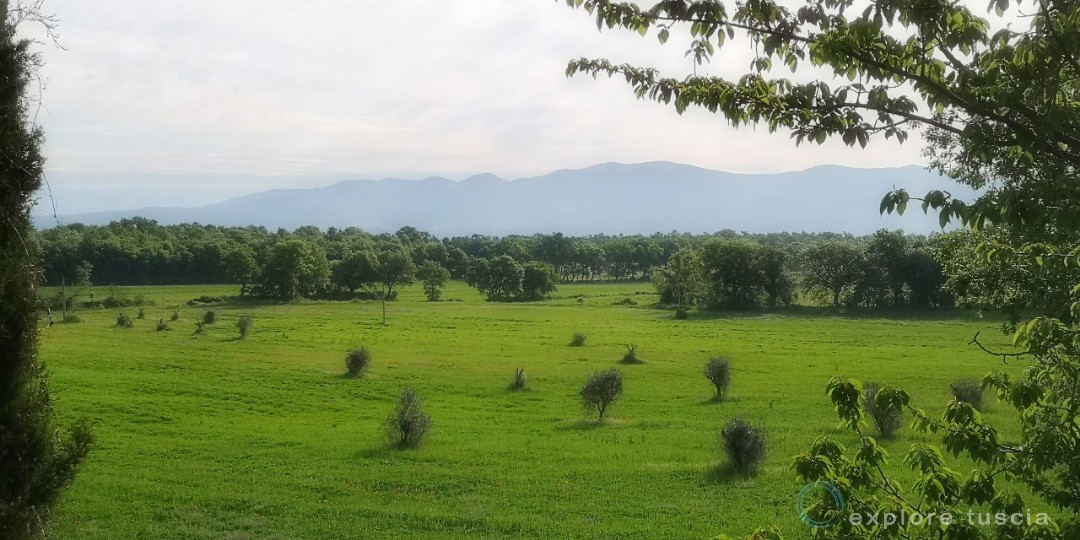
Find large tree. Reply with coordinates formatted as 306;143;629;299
0;3;91;538
652;247;705;306
374;244;417;324
802;241;863;307
700;238;765;308
254;239;331;299
567;0;1080;537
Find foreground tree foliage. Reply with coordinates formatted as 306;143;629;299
567;0;1080;537
0;3;91;538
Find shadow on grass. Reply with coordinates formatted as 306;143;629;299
554;419;608;431
678;305;995;322
354;446;394;460
705;462;758;483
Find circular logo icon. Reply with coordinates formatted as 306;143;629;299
797;481;845;528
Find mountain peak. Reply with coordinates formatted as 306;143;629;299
462;172;505;184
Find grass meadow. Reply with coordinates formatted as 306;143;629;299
40;282;1032;539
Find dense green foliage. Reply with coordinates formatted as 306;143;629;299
0;4;90;538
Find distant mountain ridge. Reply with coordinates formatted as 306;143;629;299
40;162;975;235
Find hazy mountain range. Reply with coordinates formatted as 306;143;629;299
37;162;976;236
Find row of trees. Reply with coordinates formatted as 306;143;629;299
42;219;1059;314
35;220;876;288
654;230;949;309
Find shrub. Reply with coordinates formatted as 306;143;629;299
101;295;126;309
950;378;984;410
155;319;169;332
136;307;145;319
720;417;768;474
508;367;528;391
186;295;224;306
580;368;623;421
345;347;371;378
570;332;587;347
576;296;585;304
203;310;217;324
703;356;732;400
116;313;133;328
61;314;81;324
862;382;903;438
236;315;254;339
675;307;689;320
619;344;643;364
385;387;432;449
193;322;206;336
613;297;638;306
170;310;180;321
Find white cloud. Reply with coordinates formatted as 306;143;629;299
32;0;925;208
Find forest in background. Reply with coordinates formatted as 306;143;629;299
34;217;1057;314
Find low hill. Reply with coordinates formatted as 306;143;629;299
42;162;974;235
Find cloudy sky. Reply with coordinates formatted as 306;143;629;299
31;0;925;213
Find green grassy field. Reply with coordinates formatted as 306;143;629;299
40;282;1032;539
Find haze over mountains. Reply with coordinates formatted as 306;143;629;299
38;162;975;236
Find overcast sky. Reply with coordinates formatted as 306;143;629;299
30;0;927;213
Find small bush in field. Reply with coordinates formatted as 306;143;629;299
170;310;180;321
619;344;643;364
385;387;431;449
703;356;732;400
580;368;623;421
509;367;528;391
570;332;587;347
116;313;133;328
675;307;689;320
136;307;145;319
721;417;768;474
203;310;217;324
61;314;81;324
345;347;371;378
155;319;169;332
236;315;254;339
950;378;984;410
193;322;206;336
862;382;903;438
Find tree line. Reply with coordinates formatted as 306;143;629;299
653;230;952;310
36;218;1053;312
